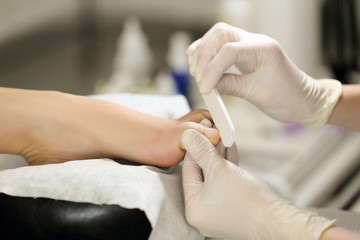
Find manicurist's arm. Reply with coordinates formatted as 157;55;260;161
320;226;360;240
328;84;360;132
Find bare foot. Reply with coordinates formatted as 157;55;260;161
0;88;219;166
132;109;221;167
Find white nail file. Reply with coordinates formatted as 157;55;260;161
201;88;235;147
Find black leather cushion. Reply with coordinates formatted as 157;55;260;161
0;193;152;240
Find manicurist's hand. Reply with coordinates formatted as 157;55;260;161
188;22;342;128
181;129;335;240
0;87;220;166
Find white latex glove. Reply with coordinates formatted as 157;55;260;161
181;129;335;240
188;22;342;128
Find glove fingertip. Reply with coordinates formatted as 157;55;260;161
181;129;209;151
199;118;213;128
182;129;223;171
187;39;200;55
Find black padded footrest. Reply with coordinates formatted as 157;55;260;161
0;193;151;240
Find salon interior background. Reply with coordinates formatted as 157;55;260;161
0;0;358;96
1;0;360;211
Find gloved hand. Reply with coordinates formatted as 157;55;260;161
197;118;239;166
188;22;342;128
181;129;335;240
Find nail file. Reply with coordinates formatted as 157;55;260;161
201;88;235;147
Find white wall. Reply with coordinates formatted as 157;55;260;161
217;0;331;78
255;0;330;78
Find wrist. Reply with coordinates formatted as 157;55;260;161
265;203;336;240
327;84;360;131
320;226;360;240
283;209;336;240
303;79;342;128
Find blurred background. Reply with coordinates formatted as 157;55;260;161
1;0;359;96
1;0;360;211
0;0;219;95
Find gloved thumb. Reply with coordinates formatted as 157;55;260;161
181;129;223;173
